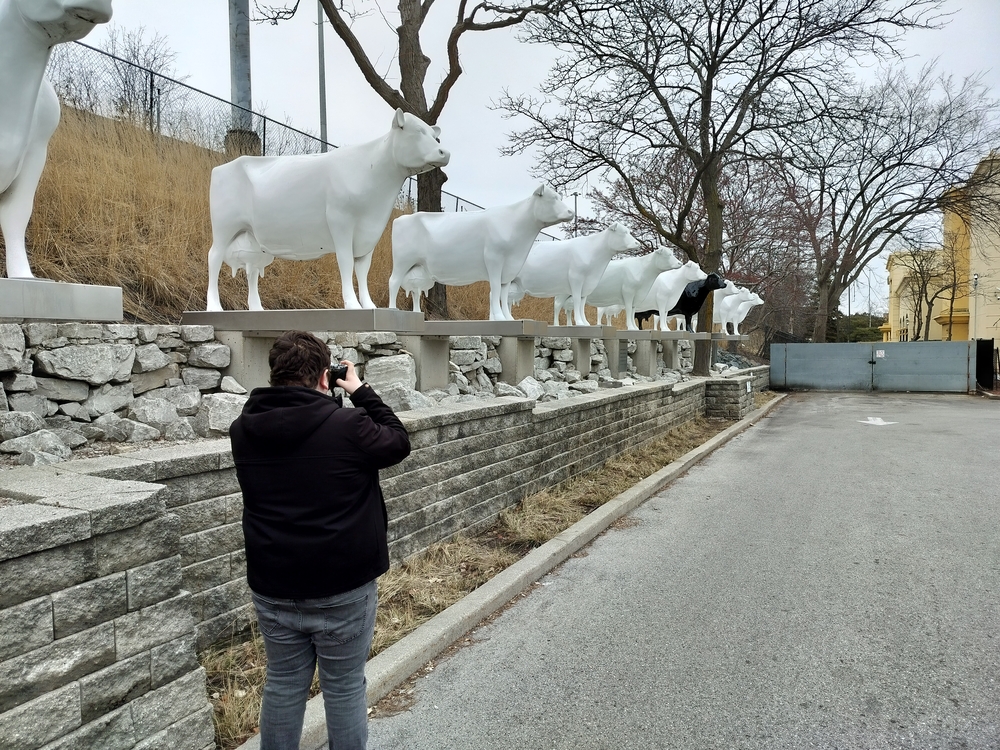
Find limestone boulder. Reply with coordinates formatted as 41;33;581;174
85;383;134;418
569;379;600;393
164;418;197;441
0;324;25;372
33;376;89;403
128;398;180;433
132;343;173;373
0;430;72;459
494;382;527;398
34;344;135;385
0;383;6;412
179;325;215;343
0;374;35;393
517;376;545;400
182;367;222;391
17;451;65;466
0;411;46;441
553;349;574;363
94;413;129;442
483;357;502;375
220;376;247;395
124;420;161;442
364;354;416;391
541;336;572;350
187;342;231;369
148;384;202;416
377;384;438;413
8;393;55;418
131;364;180;396
193;393;247;437
48;428;88;449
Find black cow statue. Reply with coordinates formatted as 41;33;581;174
667;272;726;332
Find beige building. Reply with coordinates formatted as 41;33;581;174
882;153;1000;343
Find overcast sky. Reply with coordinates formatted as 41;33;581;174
83;0;1000;313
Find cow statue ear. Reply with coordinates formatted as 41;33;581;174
535;184;546;197
431;125;442;138
394;108;406;129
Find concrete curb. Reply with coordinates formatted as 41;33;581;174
238;393;788;750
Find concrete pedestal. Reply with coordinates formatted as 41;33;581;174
617;330;659;377
0;278;122;321
425;320;547;386
398;335;450;391
548;326;615;379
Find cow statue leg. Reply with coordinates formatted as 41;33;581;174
206;241;226;311
332;231;362;309
1;84;60;279
499;282;516;321
353;249;377;309
247;266;264;311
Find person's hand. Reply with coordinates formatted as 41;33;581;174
336;360;364;395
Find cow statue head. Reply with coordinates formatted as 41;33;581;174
607;222;640;254
530;184;574;227
732;286;754;305
704;272;727;292
390;109;450;176
679;260;708;283
650;245;683;272
13;0;113;42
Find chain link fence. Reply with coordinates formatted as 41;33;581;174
47;40;555;235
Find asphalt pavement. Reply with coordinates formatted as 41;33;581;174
364;392;1000;750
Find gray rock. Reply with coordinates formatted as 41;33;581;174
76;423;106;441
0;430;73;458
494;382;526;398
341;347;361;364
164;418;196;441
553;348;575;363
0;411;46;440
451;349;481;367
476;372;493;391
535;369;554;383
363;354;416;391
57;402;91;422
539;391;571;402
23;322;59;346
179;325;214;343
220;376;247;395
181;367;221;391
377;384;438;412
34;344;135;385
483;357;502;375
94;413;129;442
423;388;452;401
85;383;134;418
132;344;173;374
0;324;26;372
48;428;89;448
0;383;6;412
543;380;571;395
564;369;583;384
193;393;247;437
569;379;600;393
148;385;202;416
58;323;102;339
541;336;572;350
128;398;180;433
334;332;358;348
517;376;546;400
103;323;137;340
449;336;482;349
32;376;89;402
360;331;397;348
0;373;36;392
131;364;180;396
187;342;231;369
16;450;65;466
8;393;54;418
136;325;158;344
124;420;161;442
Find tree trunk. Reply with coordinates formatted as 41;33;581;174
416;168;450;318
693;163;725;375
812;280;832;342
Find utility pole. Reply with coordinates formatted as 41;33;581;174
226;0;260;155
317;1;328;152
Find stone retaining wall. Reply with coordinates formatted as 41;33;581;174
0;468;214;750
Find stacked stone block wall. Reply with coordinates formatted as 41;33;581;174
0;467;214;750
705;376;754;420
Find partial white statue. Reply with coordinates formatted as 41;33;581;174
512;223;639;325
633;261;708;330
389;184;573;321
715;286;752;334
732;292;764;335
1;0;114;279
581;248;683;331
596;304;622;326
206;109;449;311
712;280;741;319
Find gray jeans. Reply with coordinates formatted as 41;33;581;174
252;580;378;750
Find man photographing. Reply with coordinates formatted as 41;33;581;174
230;330;411;750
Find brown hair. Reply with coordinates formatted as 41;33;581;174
268;331;330;387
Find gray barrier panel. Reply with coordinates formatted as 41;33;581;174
783;343;874;391
872;341;974;393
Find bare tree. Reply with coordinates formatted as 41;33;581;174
254;0;561;317
502;0;941;373
891;247;951;341
774;66;1000;341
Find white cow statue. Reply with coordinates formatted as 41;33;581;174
206;109;450;311
580;247;683;331
732;292;764;335
633;261;708;330
389;184;573;321
512;223;639;325
1;0;114;279
715;286;753;334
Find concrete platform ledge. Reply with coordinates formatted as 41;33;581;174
180;309;426;333
0;278;123;322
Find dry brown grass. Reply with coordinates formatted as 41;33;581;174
2;108;607;326
201;416;732;749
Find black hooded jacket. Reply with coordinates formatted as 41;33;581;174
230;383;410;599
